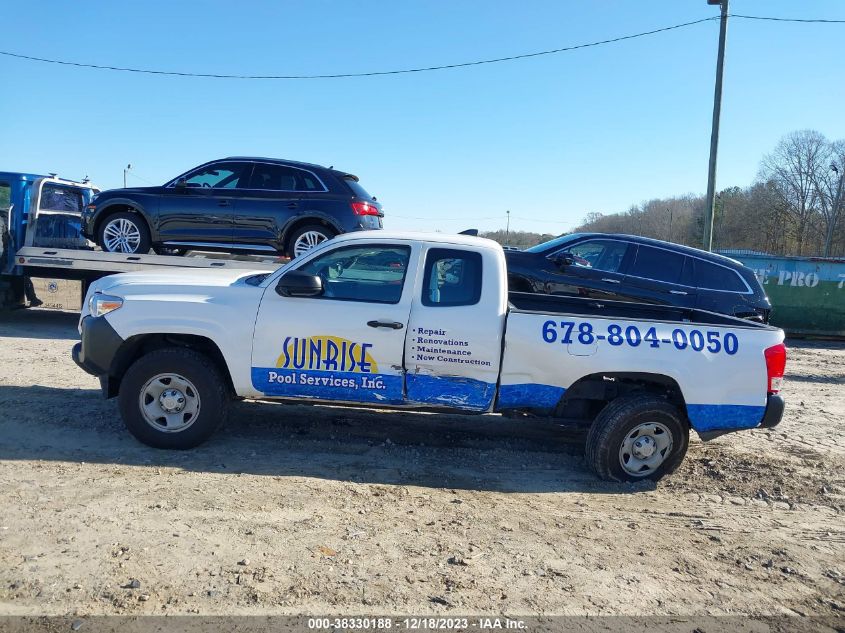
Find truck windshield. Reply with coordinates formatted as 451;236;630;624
40;185;84;212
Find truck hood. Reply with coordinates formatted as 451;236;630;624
90;268;269;294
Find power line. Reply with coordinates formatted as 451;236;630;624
0;17;719;80
391;214;504;221
0;13;838;81
511;215;573;224
126;171;157;185
731;14;845;24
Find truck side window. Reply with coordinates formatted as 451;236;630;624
422;248;482;307
294;244;410;304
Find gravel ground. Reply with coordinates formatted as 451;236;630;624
0;309;843;619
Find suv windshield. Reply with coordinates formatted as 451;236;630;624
524;233;584;254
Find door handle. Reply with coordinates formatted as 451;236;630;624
670;290;688;295
287;202;298;209
217;200;231;207
601;278;621;284
367;320;404;330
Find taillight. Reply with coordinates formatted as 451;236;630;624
351;201;380;216
764;343;786;394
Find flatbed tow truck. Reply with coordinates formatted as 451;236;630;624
1;171;280;311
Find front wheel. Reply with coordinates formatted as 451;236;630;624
287;224;334;258
118;348;229;449
585;395;689;482
98;212;151;254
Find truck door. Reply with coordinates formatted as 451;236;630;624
250;241;417;404
404;246;505;411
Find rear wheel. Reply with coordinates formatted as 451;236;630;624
585;394;689;482
98;212;151;254
288;224;334;258
118;348;229;449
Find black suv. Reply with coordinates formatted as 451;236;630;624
81;158;383;257
505;233;771;322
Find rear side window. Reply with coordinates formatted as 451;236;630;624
694;259;748;292
422;248;482;307
343;176;373;200
560;239;628;273
629;245;685;284
248;164;324;192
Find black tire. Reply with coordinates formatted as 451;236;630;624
118;348;229;449
585;394;689;482
98;211;151;254
286;224;335;258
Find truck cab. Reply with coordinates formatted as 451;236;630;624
0;172;99;306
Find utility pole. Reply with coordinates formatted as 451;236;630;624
667;207;673;243
505;209;510;244
123;164;132;188
826;163;844;257
703;0;729;252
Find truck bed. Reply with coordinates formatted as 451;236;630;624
508;291;770;329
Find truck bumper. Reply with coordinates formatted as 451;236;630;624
72;315;124;377
759;393;785;429
697;394;785;441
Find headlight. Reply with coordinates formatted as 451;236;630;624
89;293;123;317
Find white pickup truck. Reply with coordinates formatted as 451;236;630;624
72;231;787;481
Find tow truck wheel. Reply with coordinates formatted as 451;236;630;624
585;395;689;482
118;348;229;449
99;212;151;254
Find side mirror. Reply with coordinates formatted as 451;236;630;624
552;254;574;268
174;178;187;190
275;270;323;297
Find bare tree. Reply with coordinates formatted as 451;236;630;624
759;130;828;256
813;139;845;257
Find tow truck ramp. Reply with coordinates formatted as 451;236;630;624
16;247;282;277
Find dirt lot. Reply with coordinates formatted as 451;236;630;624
0;309;843;619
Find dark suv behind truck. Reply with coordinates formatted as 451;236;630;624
81;157;383;258
505;233;772;322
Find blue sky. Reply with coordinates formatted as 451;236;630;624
2;1;843;234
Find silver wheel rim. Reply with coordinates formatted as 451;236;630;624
293;230;328;257
138;373;201;433
618;421;673;477
103;218;142;253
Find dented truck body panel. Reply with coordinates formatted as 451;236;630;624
78;231;785;437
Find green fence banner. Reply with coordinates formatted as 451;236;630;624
734;254;845;336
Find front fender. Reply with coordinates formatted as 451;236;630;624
90;195;158;238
